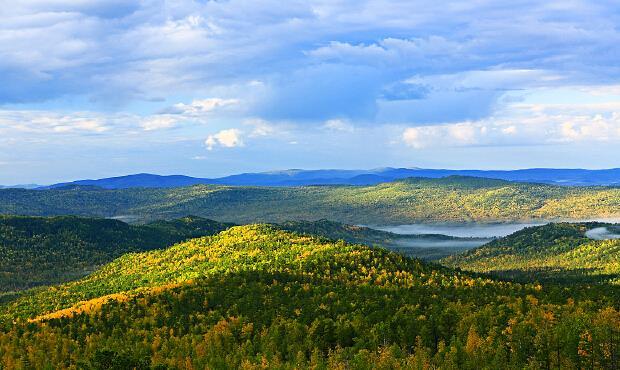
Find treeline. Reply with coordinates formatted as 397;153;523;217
0;225;619;368
1;176;620;224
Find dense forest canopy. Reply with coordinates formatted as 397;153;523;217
0;176;619;224
1;225;619;369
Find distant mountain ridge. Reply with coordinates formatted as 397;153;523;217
0;184;41;189
33;167;620;189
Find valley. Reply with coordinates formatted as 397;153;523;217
0;177;619;368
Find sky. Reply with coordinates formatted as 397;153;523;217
1;0;620;184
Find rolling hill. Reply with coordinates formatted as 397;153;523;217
1;225;619;368
0;215;483;294
0;215;233;292
443;222;620;284
2;176;620;224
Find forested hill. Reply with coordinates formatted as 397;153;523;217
1;176;620;224
1;225;619;368
0;215;477;294
443;222;620;283
0;215;233;292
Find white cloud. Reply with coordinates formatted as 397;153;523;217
169;98;239;115
403;122;482;149
323;119;354;132
203;119;283;150
141;116;179;131
244;118;276;137
205;129;244;150
402;107;620;149
0;110;111;134
502;126;518;135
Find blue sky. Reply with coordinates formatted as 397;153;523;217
1;1;620;184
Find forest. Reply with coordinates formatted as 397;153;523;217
0;176;619;224
0;224;619;368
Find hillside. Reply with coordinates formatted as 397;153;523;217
0;215;233;292
1;176;620;224
443;222;620;284
0;225;619;368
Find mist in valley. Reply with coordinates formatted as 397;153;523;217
374;222;544;238
585;227;620;240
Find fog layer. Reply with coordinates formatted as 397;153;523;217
585;227;620;240
375;223;543;238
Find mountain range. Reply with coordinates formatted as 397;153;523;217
22;167;620;189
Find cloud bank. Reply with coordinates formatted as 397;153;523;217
1;1;620;182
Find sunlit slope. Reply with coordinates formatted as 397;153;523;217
2;225;620;368
0;215;233;291
443;222;620;283
1;176;620;223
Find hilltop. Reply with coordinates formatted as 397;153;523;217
1;176;620;224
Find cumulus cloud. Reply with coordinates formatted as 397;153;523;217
0;95;240;135
0;110;111;134
323;119;354;132
140;116;179;131
202;119;285;150
162;98;239;115
244;118;276;137
205;129;244;150
402;101;620;149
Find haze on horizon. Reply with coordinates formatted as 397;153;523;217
1;1;620;184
